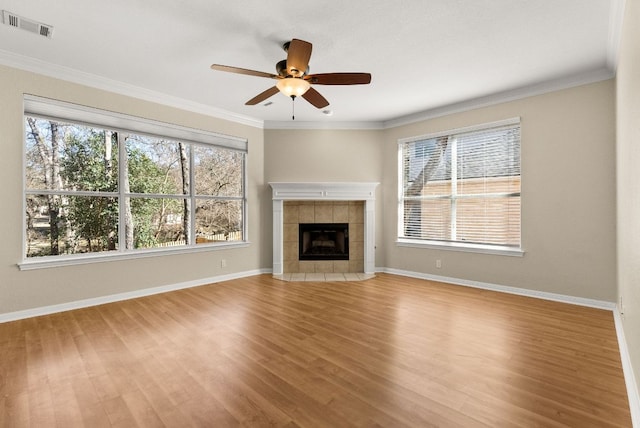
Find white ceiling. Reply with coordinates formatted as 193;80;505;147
0;0;623;128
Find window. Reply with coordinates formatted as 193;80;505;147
23;96;247;265
398;118;521;253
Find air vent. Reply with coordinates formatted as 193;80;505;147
2;10;53;39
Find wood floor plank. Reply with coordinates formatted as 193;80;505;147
25;383;55;428
0;273;632;427
69;377;111;428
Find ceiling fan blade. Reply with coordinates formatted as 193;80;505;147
302;87;330;109
245;86;280;105
306;73;372;85
211;64;278;79
286;39;312;77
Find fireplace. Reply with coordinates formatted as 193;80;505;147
269;182;379;275
299;223;349;261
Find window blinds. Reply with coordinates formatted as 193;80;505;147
24;95;248;152
400;120;521;247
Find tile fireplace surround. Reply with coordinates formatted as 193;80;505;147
269;182;379;276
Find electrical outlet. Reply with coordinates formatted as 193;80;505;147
436;259;442;269
221;259;227;268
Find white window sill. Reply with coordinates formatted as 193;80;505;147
18;241;251;271
396;238;524;257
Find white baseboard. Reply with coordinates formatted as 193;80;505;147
5;267;612;323
614;310;640;428
0;268;272;323
378;267;616;310
378;266;639;425
3;265;637;425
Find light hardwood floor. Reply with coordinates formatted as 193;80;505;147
0;273;632;427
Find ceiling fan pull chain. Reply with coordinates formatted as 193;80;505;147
291;95;296;120
210;38;371;118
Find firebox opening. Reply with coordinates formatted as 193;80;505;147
299;223;349;261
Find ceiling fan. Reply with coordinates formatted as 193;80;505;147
211;38;371;116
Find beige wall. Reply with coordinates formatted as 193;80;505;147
382;80;616;301
1;17;631;410
264;129;386;267
617;0;640;403
263;84;616;302
0;65;268;315
0;65;619;321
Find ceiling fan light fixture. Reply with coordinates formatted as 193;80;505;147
211;38;371;113
276;77;310;98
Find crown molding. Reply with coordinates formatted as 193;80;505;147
263;119;385;130
1;48;617;132
607;0;627;71
383;67;615;129
265;67;615;130
0;49;265;129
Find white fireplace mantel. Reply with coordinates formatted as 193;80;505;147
269;182;379;275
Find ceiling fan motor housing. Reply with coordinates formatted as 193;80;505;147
276;59;308;78
276;59;287;77
211;38;371;112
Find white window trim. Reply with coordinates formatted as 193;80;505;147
24;95;248;151
18;241;251;271
396;238;524;257
397;117;522;255
21;96;249;270
397;117;521;145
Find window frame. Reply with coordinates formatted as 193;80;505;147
396;117;524;257
20;95;249;270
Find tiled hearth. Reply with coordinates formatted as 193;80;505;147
270;182;379;279
275;272;376;282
